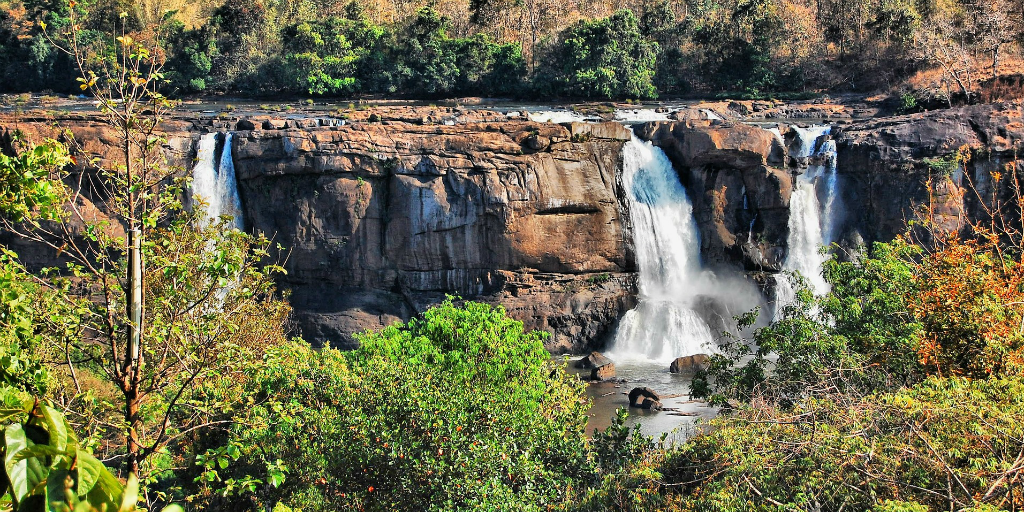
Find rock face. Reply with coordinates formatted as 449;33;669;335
5;102;1022;354
835;101;1024;244
231;110;636;351
635;120;792;273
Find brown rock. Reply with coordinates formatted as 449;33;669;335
669;354;711;373
590;363;615;381
628;387;660;408
576;351;613;369
263;119;288;130
639;398;663;410
230;113;635;351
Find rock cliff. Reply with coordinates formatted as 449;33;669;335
834;101;1024;244
230;109;636;351
634;119;792;273
3;101;1022;353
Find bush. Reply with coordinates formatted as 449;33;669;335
667;376;1024;511
692;241;925;406
199;300;591;511
554;9;658;99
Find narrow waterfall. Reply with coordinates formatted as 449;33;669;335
191;132;245;230
609;135;716;362
776;126;837;306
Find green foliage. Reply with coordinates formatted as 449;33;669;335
0;385;135;512
692;241;925;406
0;250;58;396
555;10;658;99
402;7;525;97
163;23;217;94
0;138;70;223
667;376;1024;511
195;300;590;511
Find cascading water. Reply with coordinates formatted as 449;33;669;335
609;135;716;362
776;126;837;307
191;132;245;230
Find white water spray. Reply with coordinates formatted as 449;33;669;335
191;132;245;230
609;135;716;362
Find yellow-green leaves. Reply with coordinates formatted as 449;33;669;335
0;139;71;223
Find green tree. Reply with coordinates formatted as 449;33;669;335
3;11;294;484
196;300;591;511
692;241;925;406
555;9;658;99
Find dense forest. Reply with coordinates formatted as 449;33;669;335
0;0;1023;100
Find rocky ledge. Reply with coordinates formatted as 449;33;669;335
229;108;637;351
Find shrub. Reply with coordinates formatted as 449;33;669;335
200;300;591;511
667;376;1024;511
555;10;658;99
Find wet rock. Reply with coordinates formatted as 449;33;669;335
628;387;660;408
576;351;613;369
639;398;663;410
669;354;711;373
590;363;616;381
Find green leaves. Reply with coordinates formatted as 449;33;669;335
556;10;659;100
0;139;71;224
0;390;152;512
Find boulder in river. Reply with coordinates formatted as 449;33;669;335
628;387;660;408
575;351;613;369
669;354;711;373
590;363;616;381
639;398;663;410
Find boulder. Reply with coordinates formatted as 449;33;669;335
669;354;711;373
590;363;616;381
639;398;663;410
575;351;613;369
628;387;660;408
236;119;258;131
262;119;288;130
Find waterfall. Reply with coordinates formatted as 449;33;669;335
609;135;716;362
776;125;837;307
191;132;245;230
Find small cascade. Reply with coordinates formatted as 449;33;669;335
191;132;245;230
609;135;716;362
613;109;671;123
528;110;597;123
776;125;837;308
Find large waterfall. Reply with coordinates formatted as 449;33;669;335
776;126;837;306
609;136;716;362
191;132;245;230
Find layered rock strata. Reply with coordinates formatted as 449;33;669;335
230;112;636;351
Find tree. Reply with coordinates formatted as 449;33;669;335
191;300;591;511
0;9;293;484
556;9;659;99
